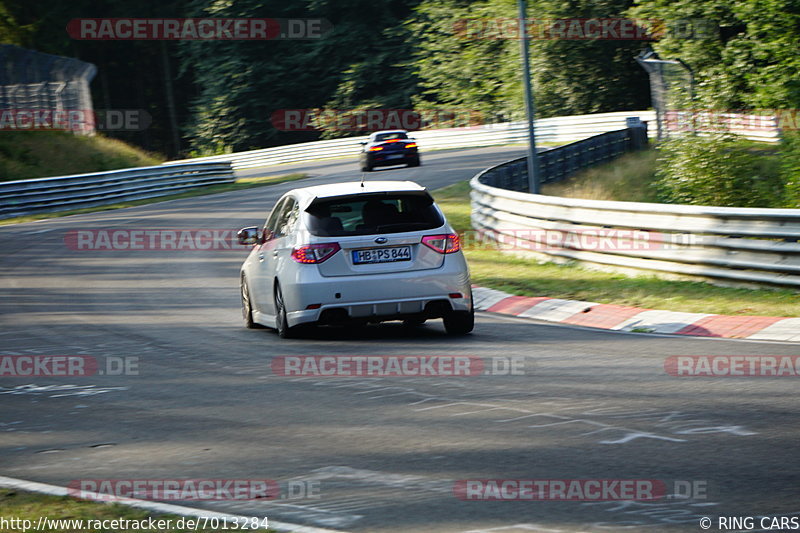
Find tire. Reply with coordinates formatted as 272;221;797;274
241;275;263;329
443;309;474;335
443;290;474;335
407;156;420;168
274;283;298;339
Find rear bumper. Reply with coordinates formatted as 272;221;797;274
282;256;471;327
367;151;418;167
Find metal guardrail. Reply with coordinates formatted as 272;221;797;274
471;137;800;288
485;127;649;192
0;162;235;219
166;109;779;171
3;109;782;221
2;111;646;221
166;111;659;170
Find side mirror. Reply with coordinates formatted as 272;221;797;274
237;226;261;245
359;141;367;145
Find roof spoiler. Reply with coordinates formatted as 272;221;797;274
305;189;432;211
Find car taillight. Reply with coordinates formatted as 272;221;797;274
421;233;460;254
404;143;417;148
368;146;383;151
291;243;341;263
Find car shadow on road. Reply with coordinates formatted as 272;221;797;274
285;321;462;342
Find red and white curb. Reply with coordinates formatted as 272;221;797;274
473;287;800;342
0;476;348;533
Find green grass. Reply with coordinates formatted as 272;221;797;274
0;489;277;532
0;132;162;181
541;148;660;202
432;181;799;317
0;173;310;226
540;142;783;205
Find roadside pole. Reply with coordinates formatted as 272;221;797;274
518;0;542;194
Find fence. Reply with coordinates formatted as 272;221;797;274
0;162;235;219
471;138;800;288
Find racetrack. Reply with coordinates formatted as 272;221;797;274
1;145;798;532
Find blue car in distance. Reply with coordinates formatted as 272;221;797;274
359;130;421;171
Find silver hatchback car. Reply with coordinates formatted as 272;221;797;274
237;181;473;337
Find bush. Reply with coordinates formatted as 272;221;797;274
780;131;800;207
653;133;786;207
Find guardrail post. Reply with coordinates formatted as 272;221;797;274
518;0;542;194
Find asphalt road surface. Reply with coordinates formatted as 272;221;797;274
1;146;798;533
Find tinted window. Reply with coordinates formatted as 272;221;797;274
262;197;287;240
374;132;408;142
264;196;298;240
306;193;444;236
273;198;298;238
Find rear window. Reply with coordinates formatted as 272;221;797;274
374;132;408;142
306;193;444;236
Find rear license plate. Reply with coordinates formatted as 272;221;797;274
352;246;412;264
387;154;404;159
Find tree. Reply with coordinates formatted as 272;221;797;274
408;0;651;122
629;0;800;110
2;0;192;157
182;0;421;152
